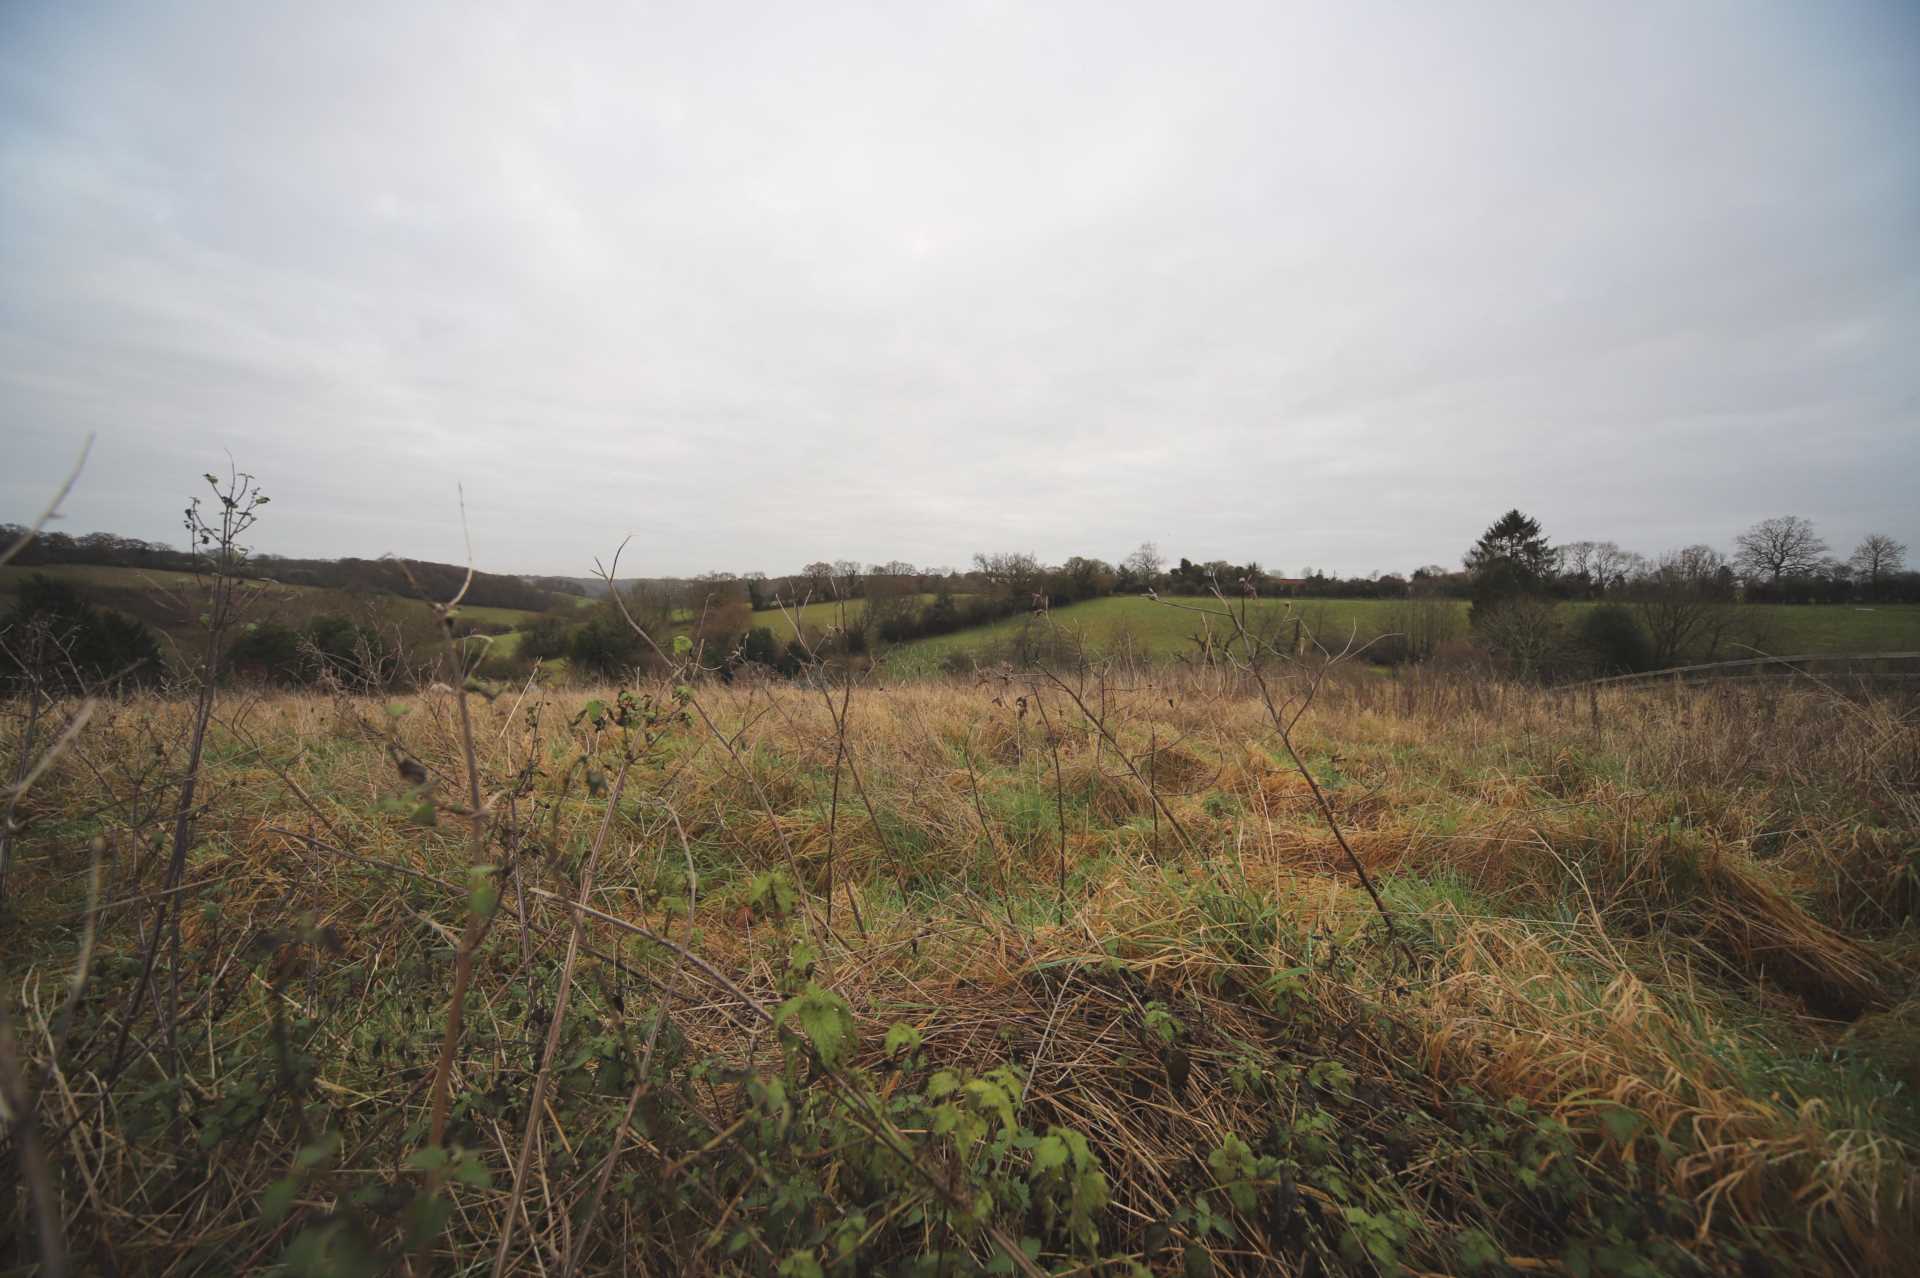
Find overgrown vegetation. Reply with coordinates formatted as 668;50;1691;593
0;573;163;691
4;590;1917;1273
3;477;1917;1276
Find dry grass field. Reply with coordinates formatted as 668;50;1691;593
2;657;1917;1275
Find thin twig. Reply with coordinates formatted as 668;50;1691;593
493;756;633;1278
0;434;93;568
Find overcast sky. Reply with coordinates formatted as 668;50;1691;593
2;1;1915;578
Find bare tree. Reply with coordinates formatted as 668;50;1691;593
1385;592;1463;661
1559;540;1644;597
1632;545;1735;666
1059;555;1115;600
971;551;1042;597
829;558;864;597
1123;540;1163;587
861;567;920;638
1734;515;1827;584
801;561;834;598
1474;596;1565;677
1849;533;1907;595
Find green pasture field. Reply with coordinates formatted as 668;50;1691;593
0;562;216;594
1;563;449;670
746;593;949;639
882;595;1920;674
455;603;545;628
13;564;1914;683
3;564;544;633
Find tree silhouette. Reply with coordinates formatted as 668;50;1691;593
1733;515;1826;583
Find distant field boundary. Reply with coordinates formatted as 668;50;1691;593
1576;651;1920;687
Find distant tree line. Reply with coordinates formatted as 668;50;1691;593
0;525;560;612
8;507;1912;689
15;511;1909;630
1459;510;1914;680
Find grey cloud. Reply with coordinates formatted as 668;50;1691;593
3;0;1915;577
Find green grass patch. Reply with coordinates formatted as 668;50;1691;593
883;595;1920;672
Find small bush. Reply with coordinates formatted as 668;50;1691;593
568;609;650;678
226;614;396;686
1576;604;1652;675
226;621;306;682
517;613;574;661
1;573;164;690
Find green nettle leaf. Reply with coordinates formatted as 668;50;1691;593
451;1155;492;1189
403;1191;454;1249
747;1077;792;1137
1264;965;1309;1004
467;868;499;919
1207;1134;1264;1212
749;871;799;919
777;1251;825;1278
1029;1134;1070;1177
777;983;856;1067
1028;1123;1111;1255
294;1132;340;1171
883;1023;923;1057
1457;1228;1503;1272
1144;1002;1182;1046
1306;1059;1354;1098
261;1177;298;1223
963;1074;1017;1136
404;1146;450;1172
1599;1106;1647;1145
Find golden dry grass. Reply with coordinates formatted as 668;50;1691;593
3;666;1917;1274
